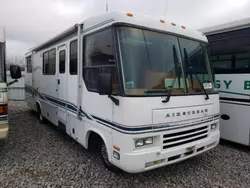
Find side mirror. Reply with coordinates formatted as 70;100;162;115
10;65;21;79
98;73;112;95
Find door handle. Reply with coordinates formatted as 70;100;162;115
58;79;60;85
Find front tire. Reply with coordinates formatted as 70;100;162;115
100;141;120;173
36;104;44;123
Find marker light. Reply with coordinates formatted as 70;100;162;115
113;145;120;151
160;19;165;23
127;12;133;17
181;26;186;29
171;22;176;26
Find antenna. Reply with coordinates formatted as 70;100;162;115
106;0;109;12
164;0;169;20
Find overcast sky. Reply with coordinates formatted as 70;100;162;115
1;0;250;57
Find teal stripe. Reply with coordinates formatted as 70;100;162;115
219;90;250;97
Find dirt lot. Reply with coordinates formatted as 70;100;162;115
0;101;249;188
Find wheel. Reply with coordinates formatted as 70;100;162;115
36;104;44;123
100;141;120;173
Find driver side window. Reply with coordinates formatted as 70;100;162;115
83;28;119;94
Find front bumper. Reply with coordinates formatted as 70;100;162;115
116;131;219;173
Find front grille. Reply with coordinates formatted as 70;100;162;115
163;126;209;149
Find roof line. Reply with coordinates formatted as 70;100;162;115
32;23;81;52
200;17;250;35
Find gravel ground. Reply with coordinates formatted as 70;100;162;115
0;101;249;188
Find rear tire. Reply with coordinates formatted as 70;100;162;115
100;141;120;173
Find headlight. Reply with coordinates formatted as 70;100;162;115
135;139;144;147
135;137;153;148
145;137;153;145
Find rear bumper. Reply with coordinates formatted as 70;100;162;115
117;131;219;173
0;123;8;140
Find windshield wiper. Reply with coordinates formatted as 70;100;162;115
162;45;180;103
184;48;209;100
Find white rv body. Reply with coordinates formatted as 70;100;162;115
201;18;250;146
0;27;8;144
25;11;220;173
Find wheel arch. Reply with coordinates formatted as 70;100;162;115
86;128;112;159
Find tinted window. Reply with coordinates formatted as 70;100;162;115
207;28;250;74
83;28;119;93
59;50;65;73
70;40;77;75
26;56;32;73
43;49;56;75
235;53;250;69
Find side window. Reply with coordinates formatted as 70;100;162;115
83;28;118;94
235;53;250;69
43;49;56;75
211;53;250;73
70;40;77;75
59;50;66;73
26;56;32;73
43;52;49;74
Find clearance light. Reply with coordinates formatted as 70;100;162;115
171;22;176;26
181;26;186;29
160;19;165;23
127;12;133;17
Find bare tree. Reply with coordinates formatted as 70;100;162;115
6;55;25;71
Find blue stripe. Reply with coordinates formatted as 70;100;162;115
92;115;153;132
24;85;218;134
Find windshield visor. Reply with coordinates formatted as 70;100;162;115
116;26;214;96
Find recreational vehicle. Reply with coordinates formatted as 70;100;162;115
202;18;250;146
0;27;8;145
24;11;220;173
0;28;21;145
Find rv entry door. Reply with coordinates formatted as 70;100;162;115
57;45;67;124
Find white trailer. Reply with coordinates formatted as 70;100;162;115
24;11;220;173
201;18;250;146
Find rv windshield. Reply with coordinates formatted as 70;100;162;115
0;42;6;82
116;26;214;96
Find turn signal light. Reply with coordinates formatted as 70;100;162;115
127;12;133;17
171;22;176;26
160;19;165;23
0;105;8;114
